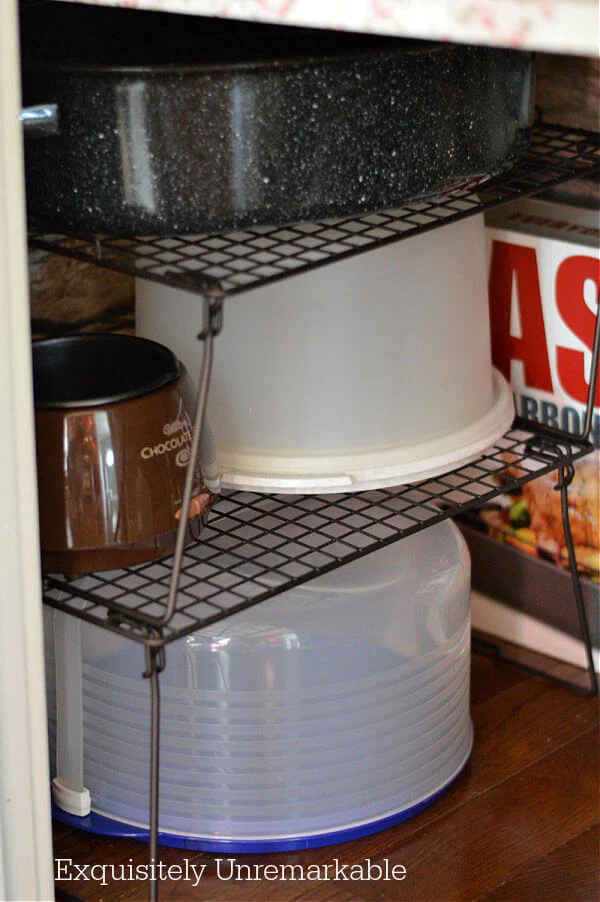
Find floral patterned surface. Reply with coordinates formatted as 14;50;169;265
55;0;598;55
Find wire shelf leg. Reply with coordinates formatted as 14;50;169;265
557;464;599;696
143;642;166;902
473;459;598;696
161;285;223;628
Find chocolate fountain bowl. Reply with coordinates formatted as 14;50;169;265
33;334;213;575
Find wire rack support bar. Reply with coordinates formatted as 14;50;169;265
160;286;223;628
142;638;166;902
582;291;600;443
557;463;599;695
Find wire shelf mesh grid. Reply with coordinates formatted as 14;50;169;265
43;422;594;646
29;122;600;299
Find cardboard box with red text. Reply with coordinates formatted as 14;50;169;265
474;198;599;583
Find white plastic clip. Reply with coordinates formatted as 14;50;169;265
51;778;91;818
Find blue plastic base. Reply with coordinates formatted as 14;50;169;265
52;759;469;853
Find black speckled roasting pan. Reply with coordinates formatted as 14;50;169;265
21;4;534;235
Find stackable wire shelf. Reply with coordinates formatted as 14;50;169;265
43;421;594;647
29;122;600;298
34;118;600;901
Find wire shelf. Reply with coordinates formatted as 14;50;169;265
29;122;600;299
35;115;600;885
43;420;594;647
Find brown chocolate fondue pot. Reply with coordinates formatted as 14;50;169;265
33;334;213;574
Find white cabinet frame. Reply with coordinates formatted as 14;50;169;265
0;1;54;899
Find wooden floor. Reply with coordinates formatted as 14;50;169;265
53;647;599;902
